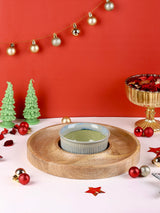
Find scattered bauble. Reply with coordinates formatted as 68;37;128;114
152;155;160;167
143;127;154;137
61;117;71;124
134;126;143;137
129;166;140;178
15;168;26;177
134;126;154;137
18;126;28;135
18;173;30;185
20;121;29;129
140;165;150;177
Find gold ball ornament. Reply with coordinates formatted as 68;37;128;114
87;12;97;26
12;174;19;182
15;168;26;177
61;117;71;124
51;33;61;47
72;23;80;36
104;0;114;11
152;156;160;167
7;43;16;56
30;40;39;53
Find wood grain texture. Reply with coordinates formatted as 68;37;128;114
27;123;140;179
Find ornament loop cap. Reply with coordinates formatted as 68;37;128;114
32;40;36;45
53;33;57;38
10;43;15;47
73;23;77;29
88;12;93;17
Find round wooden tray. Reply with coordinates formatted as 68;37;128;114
27;123;140;179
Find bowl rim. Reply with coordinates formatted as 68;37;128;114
125;73;160;93
59;122;110;144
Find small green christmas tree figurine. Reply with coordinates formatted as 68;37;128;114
23;79;40;125
0;82;16;128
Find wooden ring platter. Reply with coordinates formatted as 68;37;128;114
27;123;140;179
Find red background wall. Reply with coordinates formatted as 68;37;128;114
0;0;160;118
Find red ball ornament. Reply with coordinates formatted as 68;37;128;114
129;166;140;178
18;173;30;185
20;121;29;129
144;127;154;137
18;126;28;135
134;126;143;137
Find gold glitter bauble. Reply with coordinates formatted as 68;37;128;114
30;40;39;53
7;43;16;56
61;117;71;124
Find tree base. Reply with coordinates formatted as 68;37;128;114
25;118;40;125
0;121;15;128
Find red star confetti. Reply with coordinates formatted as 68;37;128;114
0;134;4;140
4;140;14;147
148;147;160;154
1;128;8;135
9;128;17;135
85;187;105;196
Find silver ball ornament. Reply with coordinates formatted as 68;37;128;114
104;0;114;11
30;40;39;53
140;165;150;177
7;43;16;56
51;33;61;47
87;12;97;26
72;23;80;36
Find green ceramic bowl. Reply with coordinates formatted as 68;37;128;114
59;123;110;154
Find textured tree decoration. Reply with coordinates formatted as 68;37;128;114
0;82;16;128
23;79;40;125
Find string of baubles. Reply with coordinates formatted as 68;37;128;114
6;0;114;56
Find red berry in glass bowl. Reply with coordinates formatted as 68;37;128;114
18;126;28;135
129;166;140;178
144;127;154;137
18;173;30;185
134;126;143;137
20;122;29;129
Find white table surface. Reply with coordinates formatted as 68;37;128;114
1;117;160;213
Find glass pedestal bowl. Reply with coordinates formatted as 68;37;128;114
125;74;160;132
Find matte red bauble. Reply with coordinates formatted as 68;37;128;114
144;127;154;137
134;127;143;137
18;173;30;185
18;126;28;135
20;122;29;129
129;166;140;178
